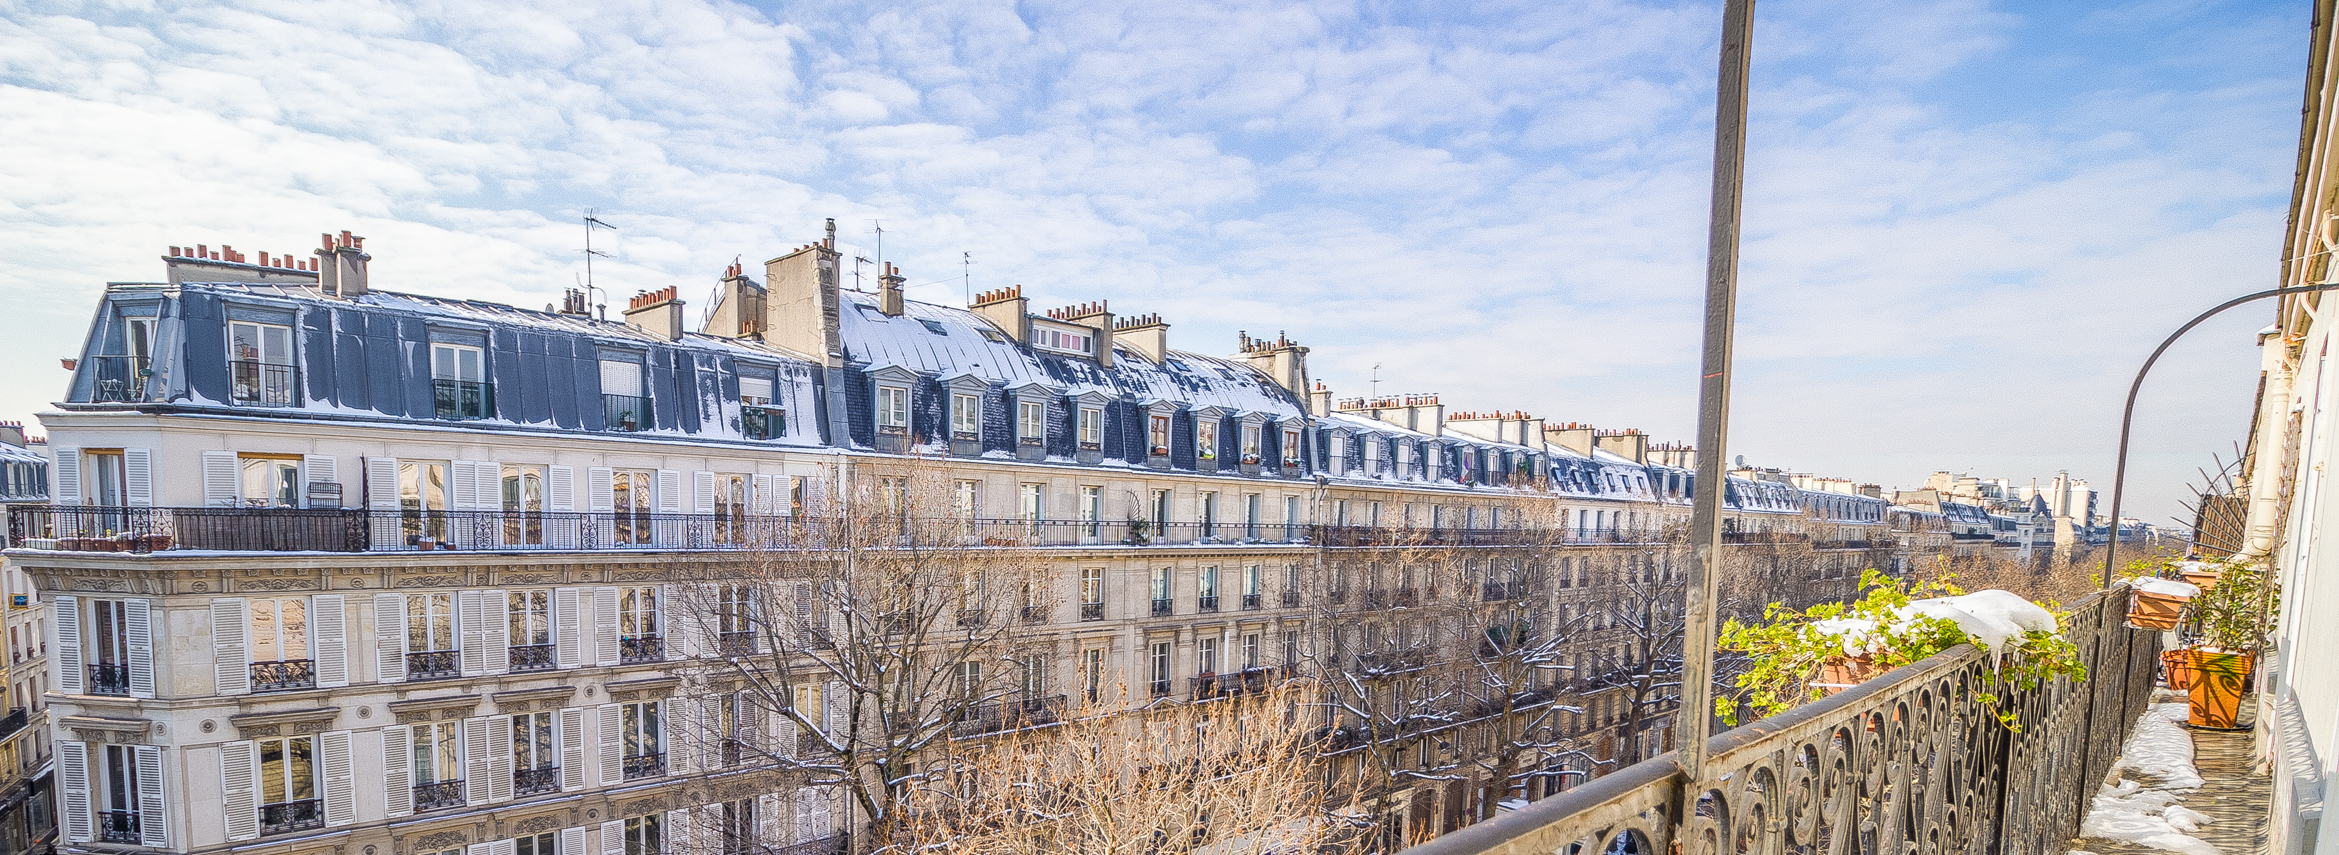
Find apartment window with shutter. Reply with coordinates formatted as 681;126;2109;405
97;745;142;844
1082;648;1104;703
502;464;546;545
1079;568;1103;622
612;469;655;546
1018;484;1044;523
508;591;553;671
83;450;125;507
952;480;978;519
601;359;648;431
1150;642;1172;697
717;585;754;654
248;597;312;692
623;814;664;855
409;722;461;811
714;473;748;543
512;712;556;795
258;735;322;832
405;593;457;680
622;701;664;779
239;454;301;508
620;587;661;663
85;599;130;696
720;799;757;855
516;833;558;855
400;461;451;545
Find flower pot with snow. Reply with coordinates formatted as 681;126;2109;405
2160;649;2198;690
2125;578;2198;630
2185;647;2255;728
2178;562;2222;591
1812;654;1883;696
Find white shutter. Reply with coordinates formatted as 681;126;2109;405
550;465;575;512
601;360;643;396
53;595;80;695
752;474;776;515
451;461;481;510
487;714;515;803
660;585;686;659
693;471;716;513
657;470;682;512
51;449;80;505
123;448;151;507
773;711;797;761
382;725;413;817
560;707;588;791
220;739;259;841
463;716;492;806
458;590;486;676
492;839;516;855
367;457;399;509
562;826;588;855
319;730;354;827
555;588;582;667
665;698;692;776
588;467;615;511
594;588;620;666
135;743;168;846
758;793;784;847
304;455;337;507
476;462;502;515
598;704;623;786
826;681;846;736
668;808;693;855
58;741;89;842
210;598;247;696
469;844;491;855
375;593;408;683
600;820;626;855
125;598;154;698
484;589;510;674
202;450;239;506
313;594;348;688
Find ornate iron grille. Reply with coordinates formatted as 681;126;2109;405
623;752;666;780
412;780;465;811
510;643;556;672
621;635;664;664
250;659;316;692
405;650;459;680
87;664;129;696
513;765;559;796
97;810;140;843
260;799;323;835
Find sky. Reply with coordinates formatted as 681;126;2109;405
0;0;2307;527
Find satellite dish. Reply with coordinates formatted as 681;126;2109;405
1734;454;1745;467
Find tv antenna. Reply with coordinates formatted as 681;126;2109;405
582;209;619;320
962;251;973;304
871;220;885;288
852;256;871;292
1371;363;1382;399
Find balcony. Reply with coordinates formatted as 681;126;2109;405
1482;581;1514;602
1190;667;1279;700
87;663;129;696
621;635;664;664
513;765;559;797
742;405;785;440
432;378;493;420
260;798;323;835
603;393;651;432
1198;595;1219;613
956;609;986;628
97;810;140;844
1242;593;1262;610
1151;598;1173;617
0;709;26;739
413;779;465;811
510;643;556;672
1079;602;1103;621
85;356;154;403
951;695;1066;737
718;631;756;656
229;360;298;407
406;650;459;680
623;751;666;780
251;658;316;692
1020;605;1049;623
1282;590;1300;608
1398;587;2158;855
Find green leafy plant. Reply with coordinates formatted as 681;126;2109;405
1715;569;2087;731
2188;558;2276;652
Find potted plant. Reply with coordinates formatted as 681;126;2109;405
2177;559;2223;590
2180;559;2273;728
2125;575;2198;630
1126;517;1151;546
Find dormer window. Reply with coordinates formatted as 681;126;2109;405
600;358;647;432
1017;399;1046;445
431;343;488;420
1363;436;1379;473
1031;321;1093;356
1281;428;1302;467
741;376;783;440
951;393;982;439
228;320;296;407
1196;418;1218;461
877;386;909;432
1149;413;1171;456
1240;424;1261;464
1078;406;1103;449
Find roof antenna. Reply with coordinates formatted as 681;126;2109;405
583;209;619;320
963;251;973;305
871;220;884;294
1371;363;1382;400
852;256;870;292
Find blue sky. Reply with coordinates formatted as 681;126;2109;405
0;0;2306;525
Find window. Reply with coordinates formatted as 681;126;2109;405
517;833;558;855
952;480;978;519
1017;399;1046;444
407;721;462;810
1244;494;1260;539
876;385;908;432
620;586;661;662
97;744;144;842
1241;423;1261;462
240;454;301;508
622;814;663;855
83;451;124;507
1032;324;1093;354
258;735;320;829
951;392;981;438
741;378;784;439
1243;564;1261;609
1282;428;1301;465
1284;496;1300;539
1019;484;1044;522
249;597;312;691
1197;419;1218;461
1151;489;1170;531
509;590;553;670
84;600;131;695
407;592;457;679
1019;654;1046;697
622;701;664;779
1243;633;1261;670
1079;486;1102;536
1150;641;1172;696
228;320;296;406
714;473;748;543
431;343;488;419
1151;567;1173;616
717;584;753;653
1082;648;1104;703
1198;637;1218;677
719;799;756;855
503;464;545;545
1080;568;1103;621
1198;566;1219;612
1201;492;1218;537
600;359;648;431
1078;407;1103;448
400;461;450;544
1149;414;1171;453
1284;630;1299;666
792;684;826;736
955;660;982;700
512;711;557;795
612;469;654;545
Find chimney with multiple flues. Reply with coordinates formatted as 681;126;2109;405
1045;300;1114;367
1333;392;1443;435
879;262;905;317
971;285;1029;344
1114;313;1170;365
162;238;327;286
315;231;370;298
1234;330;1309;396
623;286;686;341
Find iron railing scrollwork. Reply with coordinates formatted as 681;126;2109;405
260;799;324;835
97;810;140;844
251;659;316;692
513;765;559;796
87;664;129;696
510;643;556;671
405;650;459;680
621;635;664;664
412;780;465;811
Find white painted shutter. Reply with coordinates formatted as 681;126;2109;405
134;743;168;846
458;590;486;676
492;839;516;855
375;593;408;683
202;450;239;506
752;474;776;515
58;741;89;842
53;595;80;695
125;598;154;698
692;471;716;513
382;725;413;817
210;598;247;696
559;707;587;791
773;711;797;761
314;594;348;688
826;681;846;736
657;469;681;511
666;698;693;776
555;588;582;668
598;704;623;786
484;589;510;674
51;449;80;505
304;455;337;507
475;462;501;514
588;467;615;511
549;465;575;512
668;808;693;855
594;588;620;666
463;716;492;806
123;448;151;507
600;820;625;855
758;793;784;847
451;461;481;510
367;457;399;509
319;730;354;828
562;826;587;855
220;739;259;841
487;714;515;803
660;585;686;659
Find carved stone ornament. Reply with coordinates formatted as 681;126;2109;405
618;797;665;818
513;815;564;835
615;570;663;583
240;578;318;592
228;708;340;739
398;575;464;588
411;830;469;851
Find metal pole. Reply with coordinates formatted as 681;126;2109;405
2100;282;2339;586
1677;0;1757;787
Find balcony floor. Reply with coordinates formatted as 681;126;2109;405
2068;690;2270;855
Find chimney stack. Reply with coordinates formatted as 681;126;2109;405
1545;422;1596;457
1113;313;1170;364
971;285;1029;343
1307;380;1333;417
315;230;370;298
623;286;686;340
1233;329;1311;396
879;262;905;317
1046;301;1116;366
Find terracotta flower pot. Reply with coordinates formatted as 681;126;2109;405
2186;648;2255;728
2179;569;2221;590
2127;590;2188;630
2160;649;2197;690
1813;655;1884;696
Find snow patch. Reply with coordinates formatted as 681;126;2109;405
2133;578;2202;598
2117;704;2204;788
2075;703;2214;855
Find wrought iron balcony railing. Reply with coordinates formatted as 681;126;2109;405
510;643;556;671
259;798;323;835
951;695;1067;737
0;709;27;740
432;378;493;420
742;405;785;440
513;765;559;796
251;658;315;692
1021;604;1049;623
1197;595;1219;613
412;779;465;811
1151;598;1173;617
87;663;129;696
1242;592;1262;609
1282;590;1301;608
229;360;298;407
603;393;651;432
623;752;666;780
97;810;140;844
85;356;153;403
620;635;663;664
717;631;756;656
1080;601;1104;621
406;650;459;680
1397;587;2160;855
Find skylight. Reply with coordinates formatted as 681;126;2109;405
919;319;948;335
